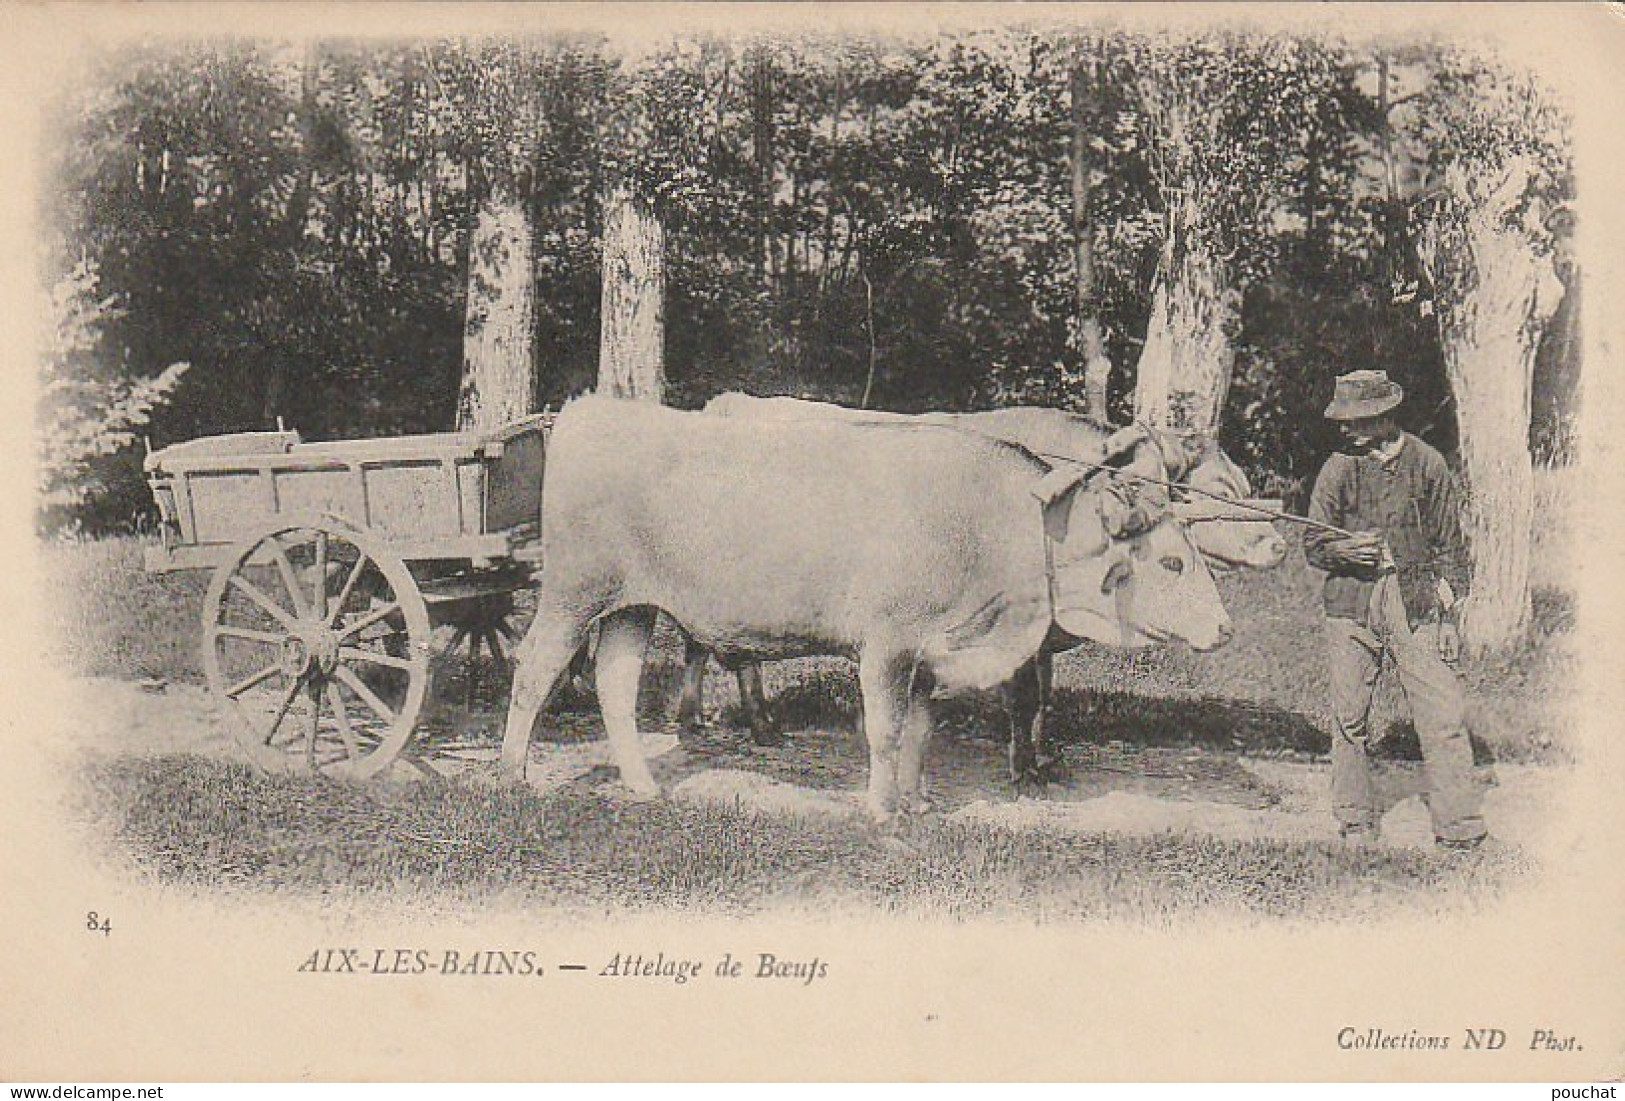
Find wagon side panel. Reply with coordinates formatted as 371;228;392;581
358;459;481;538
183;468;278;546
274;463;366;529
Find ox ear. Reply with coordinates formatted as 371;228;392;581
1036;468;1107;554
1099;557;1135;595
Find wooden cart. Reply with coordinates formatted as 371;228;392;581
143;415;551;779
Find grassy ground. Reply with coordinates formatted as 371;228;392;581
75;752;1529;923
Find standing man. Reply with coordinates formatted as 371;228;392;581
1302;370;1486;851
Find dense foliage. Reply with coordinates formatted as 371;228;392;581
39;28;1576;533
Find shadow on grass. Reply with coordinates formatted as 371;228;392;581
760;665;1333;757
759;667;1518;769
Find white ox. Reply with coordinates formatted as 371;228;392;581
500;395;1232;818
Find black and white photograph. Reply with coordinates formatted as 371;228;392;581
2;2;1622;1084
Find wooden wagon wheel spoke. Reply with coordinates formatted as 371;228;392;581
338;601;402;642
214;625;286;646
326;683;361;761
312;530;329;621
226;574;300;632
260;676;307;747
223;661;284;700
337;645;415;672
334;665;400;727
484;630;511;673
327;554;372;628
269;536;312;621
304;682;322;772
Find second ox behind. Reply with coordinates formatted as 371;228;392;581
500;394;1233;818
681;392;1286;785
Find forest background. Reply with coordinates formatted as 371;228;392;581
37;22;1579;654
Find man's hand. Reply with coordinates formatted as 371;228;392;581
1332;531;1385;569
1437;620;1462;666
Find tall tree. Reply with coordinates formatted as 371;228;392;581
458;193;538;428
1128;34;1348;434
598;185;666;401
1406;54;1570;653
596;47;678;403
1068;43;1112;420
442;42;547;431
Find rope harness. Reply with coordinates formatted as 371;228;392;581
1032;429;1363;641
1027;447;1361;540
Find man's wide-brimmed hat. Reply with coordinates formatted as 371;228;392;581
1324;370;1403;421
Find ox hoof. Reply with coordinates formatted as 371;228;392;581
897;790;937;818
618;782;664;804
1011;772;1048;799
1036;756;1071;785
465;763;508;790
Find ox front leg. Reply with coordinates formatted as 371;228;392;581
857;645;911;822
895;666;936;816
1032;652;1068;784
737;663;784;747
501;605;590;782
1005;656;1044;793
596;606;661;799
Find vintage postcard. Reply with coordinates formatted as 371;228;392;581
2;2;1622;1084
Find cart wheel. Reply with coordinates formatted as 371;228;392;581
202;515;431;780
443;592;519;708
399;583;527;780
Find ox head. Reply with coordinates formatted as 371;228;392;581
1034;467;1233;652
1172;451;1288;572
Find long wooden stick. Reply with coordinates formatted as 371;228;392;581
1034;450;1360;539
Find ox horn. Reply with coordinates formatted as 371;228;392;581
1099;425;1148;462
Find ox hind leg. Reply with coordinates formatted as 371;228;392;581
1032;652;1068;783
675;635;709;740
735;663;783;747
595;605;661;799
501;600;592;781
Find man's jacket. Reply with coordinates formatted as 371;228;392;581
1303;432;1473;627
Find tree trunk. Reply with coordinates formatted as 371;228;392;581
1132;229;1239;434
1069;57;1113;421
457;188;537;431
1415;160;1563;653
751;46;774;292
598;186;665;402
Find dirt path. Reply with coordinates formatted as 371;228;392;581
64;676;1565;853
